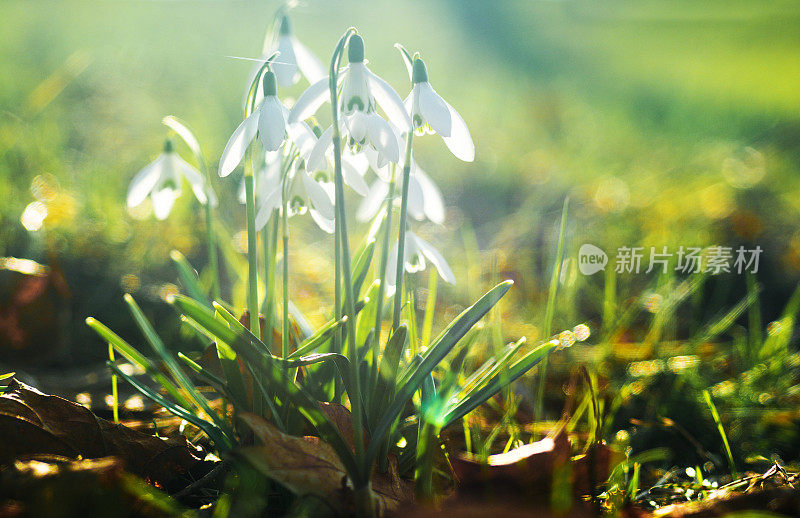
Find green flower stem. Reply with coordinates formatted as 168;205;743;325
534;198;569;425
329;30;369;506
203;194;220;301
243;154;260;337
281;185;290;360
261;218;278;351
414;420;439;501
161;116;220;301
392;130;415;331
370;165;396;391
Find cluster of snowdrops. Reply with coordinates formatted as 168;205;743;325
88;11;571;516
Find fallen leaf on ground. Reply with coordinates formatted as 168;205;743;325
0;379;211;493
240;413;413;515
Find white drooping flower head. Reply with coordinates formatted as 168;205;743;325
288;34;412;169
385;229;455;294
270;14;325;88
219;70;289;178
254;158;336;234
356;161;445;225
127;139;218;220
406;57;474;162
246;14;325;99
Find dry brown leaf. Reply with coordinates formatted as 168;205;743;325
240;413;413;514
0;379;209;492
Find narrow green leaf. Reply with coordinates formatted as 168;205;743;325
366;281;513;465
443;341;555;427
106;361;233;450
170;250;210;307
289;316;347;360
86;317;190;409
124;294;231;436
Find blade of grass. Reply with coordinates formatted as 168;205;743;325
86;317;191;409
702;389;737;478
107;361;233;450
366;280;513;467
443;340;556;427
170;250;211;307
535;198;569;423
124;294;232;436
108;343;119;423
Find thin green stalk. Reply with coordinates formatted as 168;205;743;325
329;30;367;489
534;198;569;424
108;343;119;423
371;166;396;389
392;130;415;331
204;191;220;301
703;389;738;478
282;186;290;359
262;215;279;351
161;115;220;301
244;161;259;336
421;269;438;348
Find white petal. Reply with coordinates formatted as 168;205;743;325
273;36;299;88
345;112;368;143
414;233;455;284
301;171;335;220
344;149;369;174
403;234;425;273
356;179;389;222
237;177;246;204
287;76;329;123
309;208;335;234
417;82;451;137
366;114;400;164
414;165;445;225
291;36;326;84
173;154;210;206
151;188;179;220
287;121;317;160
219;109;260;177
386;241;399;290
365;67;412;132
258;96;287;151
363;147;392;182
342;155;369;196
407;174;425;221
308;125;333;172
254;184;282;230
442;100;474;162
127;156;164;208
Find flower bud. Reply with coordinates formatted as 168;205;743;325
348;34;365;63
412;58;428;84
278;14;291;36
262;70;277;96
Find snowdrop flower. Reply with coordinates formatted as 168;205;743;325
289;34;411;167
247;14;325;94
357;161;444;224
254;159;335;234
406;58;474;162
127;140;217;220
385;230;455;292
219;70;289;178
